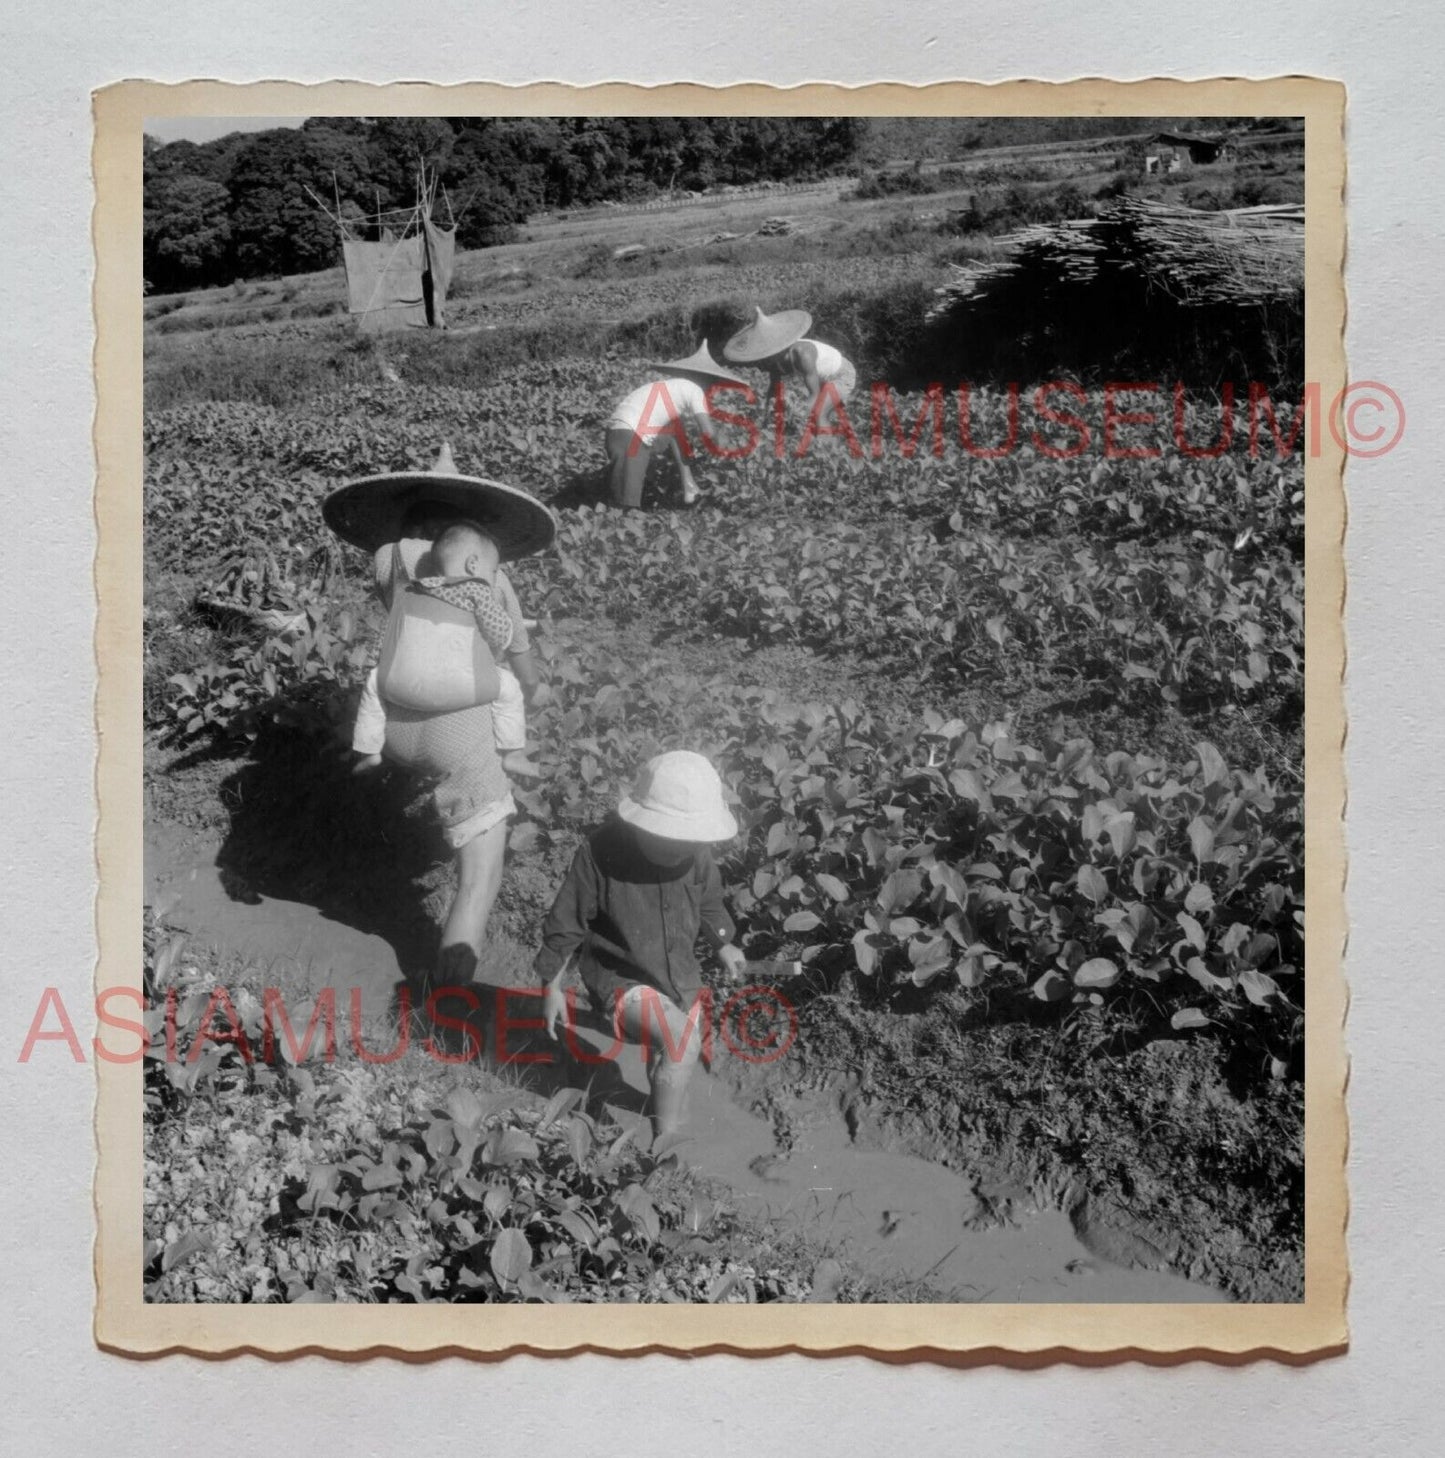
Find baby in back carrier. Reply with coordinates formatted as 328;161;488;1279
323;445;556;990
352;517;540;782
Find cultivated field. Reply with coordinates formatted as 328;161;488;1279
142;142;1306;1304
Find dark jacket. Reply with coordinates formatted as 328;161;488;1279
533;816;734;1008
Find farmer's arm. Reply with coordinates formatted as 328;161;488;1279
697;855;745;977
764;352;820;435
668;385;714;457
698;381;753;453
536;843;600;1035
794;343;824;414
762;359;788;432
492;571;541;702
372;544;396;605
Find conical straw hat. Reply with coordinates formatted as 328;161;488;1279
322;442;557;560
722;306;813;363
652;340;751;385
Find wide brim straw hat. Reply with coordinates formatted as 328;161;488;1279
722;306;813;363
617;750;739;843
652;340;751;386
322;443;557;561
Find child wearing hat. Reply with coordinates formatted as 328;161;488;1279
603;342;752;509
723;306;857;436
538;751;747;1139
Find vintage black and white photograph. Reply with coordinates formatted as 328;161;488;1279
110;83;1342;1343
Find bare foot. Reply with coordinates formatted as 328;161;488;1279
351;752;383;775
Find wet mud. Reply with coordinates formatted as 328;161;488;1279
146;818;1227;1304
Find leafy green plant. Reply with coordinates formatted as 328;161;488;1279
142;930;835;1304
144;373;1304;1089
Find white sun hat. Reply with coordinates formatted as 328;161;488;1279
617;751;739;843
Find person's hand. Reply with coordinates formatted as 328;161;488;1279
543;979;567;1041
718;944;747;981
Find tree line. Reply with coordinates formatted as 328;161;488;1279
143;116;866;293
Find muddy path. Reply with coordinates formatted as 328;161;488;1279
142;590;1297;1302
146;812;1226;1304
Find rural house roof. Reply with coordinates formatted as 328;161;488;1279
1152;131;1232;147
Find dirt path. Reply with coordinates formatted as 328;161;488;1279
146;815;1225;1304
653;1054;1223;1302
148;820;401;1007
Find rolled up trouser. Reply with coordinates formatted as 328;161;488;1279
491;667;527;752
827;358;858;400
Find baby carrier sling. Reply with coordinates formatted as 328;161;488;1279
376;541;502;712
375;542;501;780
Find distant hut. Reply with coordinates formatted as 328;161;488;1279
1146;130;1236;174
313;164;458;333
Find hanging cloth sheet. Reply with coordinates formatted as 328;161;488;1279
341;220;456;332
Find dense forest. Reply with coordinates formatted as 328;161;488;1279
143;114;1291;293
143;116;866;292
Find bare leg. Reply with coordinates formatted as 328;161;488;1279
437;818;507;986
351;668;387;772
618;990;705;1139
648;1039;701;1139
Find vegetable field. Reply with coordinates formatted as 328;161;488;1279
144;301;1305;1300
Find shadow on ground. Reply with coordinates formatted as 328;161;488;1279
211;725;451;984
413;976;651;1123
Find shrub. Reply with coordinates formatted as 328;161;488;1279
851;168;939;201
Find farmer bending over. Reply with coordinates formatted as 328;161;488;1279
723;305;857;438
603;342;751;509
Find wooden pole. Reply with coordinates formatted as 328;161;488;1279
303;183;341;227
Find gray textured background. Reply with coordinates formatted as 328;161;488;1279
2;5;1438;1451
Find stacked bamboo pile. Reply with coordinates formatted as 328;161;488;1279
929;198;1304;322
